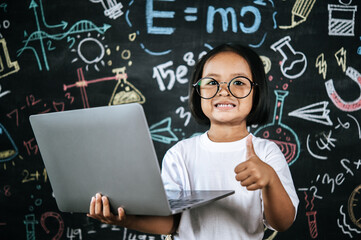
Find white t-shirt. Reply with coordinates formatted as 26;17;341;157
161;133;299;240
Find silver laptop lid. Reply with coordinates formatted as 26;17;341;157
30;103;172;215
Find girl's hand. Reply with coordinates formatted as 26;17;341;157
87;193;128;226
234;135;277;190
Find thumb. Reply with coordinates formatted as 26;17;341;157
246;135;256;159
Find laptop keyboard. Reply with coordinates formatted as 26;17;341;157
168;199;204;209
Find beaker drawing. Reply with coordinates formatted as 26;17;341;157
0;123;18;163
328;4;357;36
253;90;300;166
271;36;307;79
108;68;146;105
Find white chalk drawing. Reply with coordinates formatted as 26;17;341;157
306;134;327;160
337;205;361;238
288;101;333;126
270;36;307;79
328;4;357;36
89;0;123;20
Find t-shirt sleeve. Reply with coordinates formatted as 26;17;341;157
161;145;188;191
258;140;299;229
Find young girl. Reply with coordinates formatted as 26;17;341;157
87;43;299;239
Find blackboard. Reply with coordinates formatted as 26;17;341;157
1;0;361;239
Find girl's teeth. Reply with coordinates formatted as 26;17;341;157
217;104;233;107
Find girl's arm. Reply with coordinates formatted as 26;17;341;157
234;136;295;232
87;193;180;235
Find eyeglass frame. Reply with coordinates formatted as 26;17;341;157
192;76;258;99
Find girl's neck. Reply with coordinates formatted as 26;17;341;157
207;123;249;142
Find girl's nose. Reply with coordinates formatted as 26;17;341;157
218;82;230;96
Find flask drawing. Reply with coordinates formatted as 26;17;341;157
253;90;300;166
0;123;18;163
108;67;145;105
271;36;307;79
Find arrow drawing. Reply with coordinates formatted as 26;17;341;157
288;101;333;126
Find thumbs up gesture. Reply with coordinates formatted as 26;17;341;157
234;135;277;191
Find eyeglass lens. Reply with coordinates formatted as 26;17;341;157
195;77;253;99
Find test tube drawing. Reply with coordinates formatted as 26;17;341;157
328;4;358;36
24;214;38;240
254;90;300;166
279;0;316;29
304;191;318;238
306;211;318;238
271;36;307;79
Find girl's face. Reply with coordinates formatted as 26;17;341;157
201;51;254;127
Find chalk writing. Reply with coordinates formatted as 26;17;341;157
0;38;20;79
66;227;83;240
298;158;361;199
152;61;188;91
0;185;11;197
0;84;10;98
6;94;71;126
22;168;47;183
175;107;191;127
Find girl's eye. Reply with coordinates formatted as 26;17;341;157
209;80;218;85
203;79;218;85
232;80;244;86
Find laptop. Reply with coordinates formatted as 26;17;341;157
29;103;234;216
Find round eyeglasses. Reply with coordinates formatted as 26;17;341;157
193;76;257;99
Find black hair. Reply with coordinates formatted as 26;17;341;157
188;43;269;126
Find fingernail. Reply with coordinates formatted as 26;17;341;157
91;196;95;202
96;193;100;199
